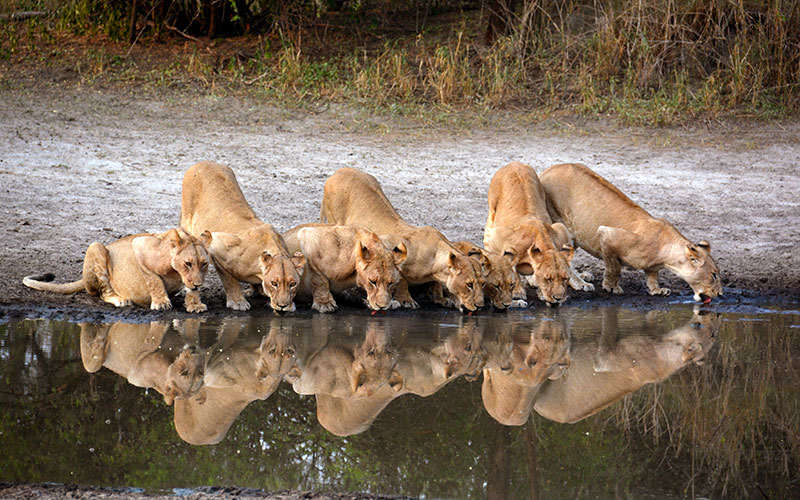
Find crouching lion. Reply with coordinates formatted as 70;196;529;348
539;163;722;302
320;167;484;312
282;223;408;312
23;228;211;312
180;161;306;312
484;162;589;308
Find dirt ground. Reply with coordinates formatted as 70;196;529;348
1;85;799;321
0;81;799;499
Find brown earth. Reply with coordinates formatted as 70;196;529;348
1;85;799;324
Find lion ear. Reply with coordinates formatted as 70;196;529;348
260;251;274;267
685;244;702;264
502;249;518;265
560;244;575;262
164;228;184;250
392;242;408;267
291;251;306;273
357;242;372;262
163;383;176;406
198;230;212;249
446;252;462;274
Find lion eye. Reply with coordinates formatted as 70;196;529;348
200;261;208;270
287;347;296;356
271;281;278;288
466;281;474;290
269;347;277;355
369;279;377;286
368;349;376;356
493;284;501;290
465;343;472;352
185;262;192;269
289;281;297;288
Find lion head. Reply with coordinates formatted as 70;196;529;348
441;250;485;312
676;241;723;303
260;251;306;312
167;229;211;291
354;235;407;311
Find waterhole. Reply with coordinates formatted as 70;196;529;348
1;304;797;499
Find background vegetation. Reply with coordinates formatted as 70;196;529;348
1;0;798;124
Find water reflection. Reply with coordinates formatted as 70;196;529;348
3;305;796;499
534;307;720;424
73;306;720;443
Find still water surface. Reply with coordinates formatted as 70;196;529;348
1;305;797;499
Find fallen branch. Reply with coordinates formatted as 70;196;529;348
0;11;47;20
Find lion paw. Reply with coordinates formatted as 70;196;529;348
186;302;208;313
388;299;403;310
649;287;671;296
151;299;173;311
401;299;420;309
107;296;131;307
313;301;338;313
227;298;251;311
571;278;595;292
510;298;528;308
602;283;624;294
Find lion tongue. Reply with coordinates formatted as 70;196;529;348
703;297;712;304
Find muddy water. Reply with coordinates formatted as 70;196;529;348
1;305;798;499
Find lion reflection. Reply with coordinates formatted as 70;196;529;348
533;307;720;424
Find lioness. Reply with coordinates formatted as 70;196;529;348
24;228;211;312
484;162;587;308
320;167;484;312
453;241;517;310
539;163;722;302
180;161;305;312
282;223;408;312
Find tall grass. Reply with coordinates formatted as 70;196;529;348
4;0;799;122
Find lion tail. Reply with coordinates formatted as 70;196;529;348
23;273;85;294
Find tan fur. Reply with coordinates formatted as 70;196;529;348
78;321;206;406
454;241;517;310
180;161;306;312
481;319;571;425
24;228;211;312
534;307;720;423
540;163;722;301
484;162;584;307
282;223;407;312
290;320;403;399
320;167;484;312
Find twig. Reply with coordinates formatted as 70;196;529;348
0;11;47;20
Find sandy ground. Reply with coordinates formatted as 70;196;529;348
1;87;799;322
0;87;799;499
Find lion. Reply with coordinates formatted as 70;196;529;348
282;223;408;312
24;228;211;312
453;241;517;310
484;162;588;308
79;321;206;405
319;167;484;312
180;161;305;312
533;306;720;423
539;163;722;302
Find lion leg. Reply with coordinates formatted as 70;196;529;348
309;267;337;313
511;273;528;308
597;226;636;295
183;288;208;313
568;264;595;292
428;282;455;308
83;242;131;307
393;278;419;309
645;268;670;296
215;263;251;311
